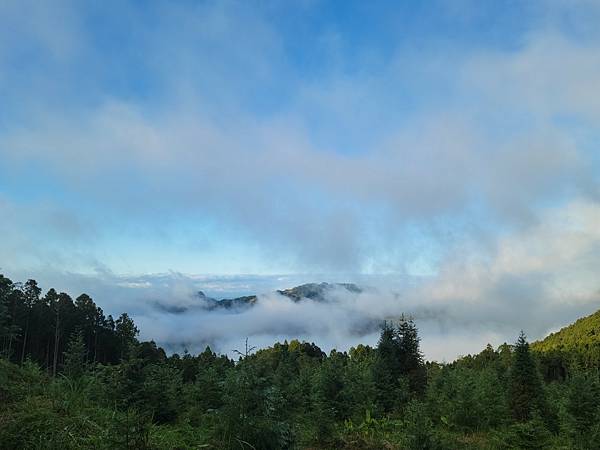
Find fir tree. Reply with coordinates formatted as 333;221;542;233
567;371;600;447
396;317;426;395
63;331;87;378
509;331;545;422
115;313;139;361
373;321;402;413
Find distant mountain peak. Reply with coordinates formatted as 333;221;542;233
153;282;363;314
277;282;362;302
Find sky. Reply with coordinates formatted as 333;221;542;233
1;0;600;360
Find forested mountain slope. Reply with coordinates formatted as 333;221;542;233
533;309;600;352
2;273;600;449
532;308;600;371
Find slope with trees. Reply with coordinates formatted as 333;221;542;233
1;273;599;449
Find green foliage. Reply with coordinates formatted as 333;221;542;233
427;365;510;433
533;308;600;374
510;332;546;422
397;318;427;395
343;347;376;423
373;318;426;414
63;331;87;379
501;414;553;450
341;410;401;449
4;272;600;449
533;309;600;354
115;313;139;361
219;360;294;450
0;360;125;449
565;371;600;449
402;400;441;450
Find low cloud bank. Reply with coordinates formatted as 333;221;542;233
4;199;600;362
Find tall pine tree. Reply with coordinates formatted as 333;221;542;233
373;317;426;414
396;317;426;395
509;331;546;422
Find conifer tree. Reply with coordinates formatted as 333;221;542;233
509;331;545;422
396;317;426;395
63;331;87;378
115;313;139;361
373;321;401;412
567;371;600;447
373;318;426;413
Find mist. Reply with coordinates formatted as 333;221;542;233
1;0;600;362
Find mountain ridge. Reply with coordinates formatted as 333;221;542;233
153;282;362;314
533;308;600;353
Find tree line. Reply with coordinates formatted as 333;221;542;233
0;275;139;374
1;273;600;449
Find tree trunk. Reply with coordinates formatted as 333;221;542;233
93;331;98;364
52;307;60;377
20;314;30;364
46;339;50;372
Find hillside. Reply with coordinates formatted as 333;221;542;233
533;309;600;352
277;282;362;302
532;308;600;371
3;272;600;449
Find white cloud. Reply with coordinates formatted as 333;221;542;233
4;198;596;362
1;0;600;359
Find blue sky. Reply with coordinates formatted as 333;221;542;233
1;0;600;328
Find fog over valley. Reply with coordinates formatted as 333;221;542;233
1;0;600;361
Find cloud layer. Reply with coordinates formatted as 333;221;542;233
6;197;595;362
1;1;600;359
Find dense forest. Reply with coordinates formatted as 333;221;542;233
1;274;600;449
